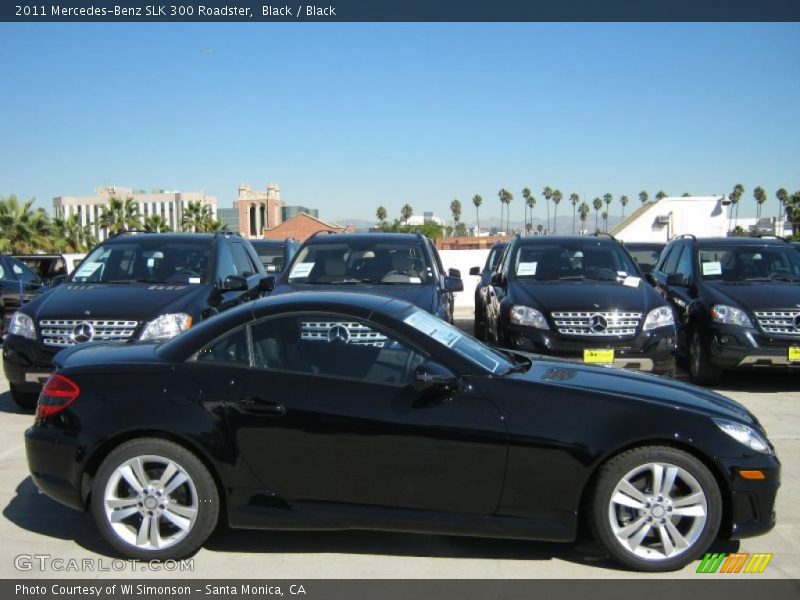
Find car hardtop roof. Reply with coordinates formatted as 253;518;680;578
251;290;415;318
515;235;621;246
250;238;296;247
303;232;426;245
102;232;219;244
624;241;666;248
692;236;791;247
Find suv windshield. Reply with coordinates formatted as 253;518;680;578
512;242;639;282
71;240;211;284
698;245;800;282
287;242;431;285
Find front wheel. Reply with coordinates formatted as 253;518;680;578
91;438;219;560
689;331;722;386
589;446;722;572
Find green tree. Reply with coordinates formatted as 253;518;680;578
776;188;789;225
786;191;800;236
620;195;630;222
729;184;745;233
655;190;668;201
551;190;563;234
639;190;649;205
472;194;483;235
0;195;52;253
498;189;512;234
143;214;173;233
578;201;590;234
569;193;580;234
542;186;553;233
536;223;543;234
375;206;387;225
100;196;142;236
181;201;214;233
602;211;609;232
753;186;767;220
52;213;98;252
380;218;443;239
681;192;691;197
521;188;532;233
400;203;413;224
450;198;462;235
592;197;603;232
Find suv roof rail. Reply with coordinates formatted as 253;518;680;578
213;229;238;238
590;232;619;242
750;234;788;242
109;229;150;238
309;230;339;238
675;234;696;240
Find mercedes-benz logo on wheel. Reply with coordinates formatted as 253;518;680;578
327;324;351;344
72;321;94;343
793;314;800;332
589;314;608;333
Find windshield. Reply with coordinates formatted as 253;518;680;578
403;309;513;374
287;241;431;285
626;245;664;274
698;245;800;282
70;240;211;284
254;246;285;273
512;242;640;282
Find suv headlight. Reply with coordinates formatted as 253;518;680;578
8;312;36;340
713;418;772;454
643;306;675;331
710;304;753;328
509;305;549;329
139;313;193;341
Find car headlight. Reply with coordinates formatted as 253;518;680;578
643;306;675;331
139;313;193;341
713;418;772;455
8;312;36;340
710;304;753;328
509;305;549;329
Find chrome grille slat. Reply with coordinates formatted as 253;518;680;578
551;311;642;337
39;319;139;347
754;310;800;336
300;321;387;347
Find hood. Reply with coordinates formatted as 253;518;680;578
22;283;208;322
273;283;437;313
511;353;754;424
513;279;662;314
705;281;800;311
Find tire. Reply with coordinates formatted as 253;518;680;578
10;385;38;410
474;304;486;341
91;438;219;560
588;445;722;572
689;330;722;386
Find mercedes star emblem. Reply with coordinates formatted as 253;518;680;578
327;324;351;344
72;321;95;343
589;314;608;333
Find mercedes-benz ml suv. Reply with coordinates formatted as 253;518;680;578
652;235;800;384
485;235;677;376
3;232;267;408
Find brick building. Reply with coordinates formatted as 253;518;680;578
262;213;353;242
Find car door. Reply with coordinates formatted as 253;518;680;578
224;312;507;516
486;244;512;343
214;242;262;311
428;242;453;321
655;243;695;354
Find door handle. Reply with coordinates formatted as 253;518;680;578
238;396;287;417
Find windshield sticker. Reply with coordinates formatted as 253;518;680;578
404;310;460;348
12;265;23;274
290;262;315;278
623;276;641;288
188;277;201;284
74;261;102;278
408;276;421;283
702;261;722;276
617;271;628;277
517;262;538;276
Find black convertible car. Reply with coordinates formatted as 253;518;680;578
26;293;778;571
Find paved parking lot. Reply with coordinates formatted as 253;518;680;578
0;321;797;579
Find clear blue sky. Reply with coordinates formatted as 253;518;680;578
1;23;798;224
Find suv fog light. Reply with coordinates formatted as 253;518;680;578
515;336;527;347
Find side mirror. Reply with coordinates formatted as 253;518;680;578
414;361;457;393
666;273;689;287
491;272;505;287
444;276;463;293
259;275;276;293
222;274;248;291
469;266;480;276
448;267;461;278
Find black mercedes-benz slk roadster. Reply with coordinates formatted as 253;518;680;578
23;292;779;571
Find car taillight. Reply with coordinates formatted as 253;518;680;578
36;374;80;419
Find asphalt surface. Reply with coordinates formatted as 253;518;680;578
0;318;797;579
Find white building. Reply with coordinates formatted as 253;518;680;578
612;195;730;242
406;213;445;227
53;186;217;241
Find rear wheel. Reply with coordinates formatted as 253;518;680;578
91;438;219;560
589;445;722;572
10;385;38;410
689;331;722;386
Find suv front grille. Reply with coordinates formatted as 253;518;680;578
300;320;387;347
39;319;139;347
551;311;642;337
754;310;800;336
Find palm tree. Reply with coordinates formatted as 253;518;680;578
542;186;553;233
620;195;630;222
787;191;800;236
592;197;603;232
753;186;767;221
602;212;609;232
776;188;789;225
100;196;142;236
376;206;387;225
400;204;413;225
551;190;563;234
498;189;512;234
52;213;98;252
181;201;214;233
536;224;543;234
0;195;52;253
525;189;536;234
472;195;483;234
569;193;579;234
655;191;668;201
639;190;649;205
578;202;590;235
521;188;532;233
450;199;462;235
143;214;173;233
729;184;745;233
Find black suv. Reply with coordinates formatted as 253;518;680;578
250;238;301;274
468;241;508;340
267;232;463;322
0;256;47;338
485;235;677;376
652;235;800;384
3;232;267;408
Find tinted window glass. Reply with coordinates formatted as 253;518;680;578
255;246;284;272
195;327;249;366
250;314;426;386
510;241;638;281
675;245;694;278
662;244;683;274
626;246;664;273
216;245;237;281
8;258;40;283
697;245;800;281
231;243;256;277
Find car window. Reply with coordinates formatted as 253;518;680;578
195;326;250;366
8;257;40;283
231;243;257;277
0;262;5;280
661;243;683;275
216;244;238;281
255;246;284;272
510;242;638;281
486;245;507;271
250;314;427;386
627;246;663;273
675;245;694;279
697;245;800;281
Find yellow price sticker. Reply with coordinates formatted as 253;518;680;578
789;347;800;363
584;349;615;364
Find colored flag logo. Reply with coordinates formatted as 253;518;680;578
697;552;773;574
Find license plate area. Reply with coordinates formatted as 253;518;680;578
789;347;800;363
583;349;615;364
